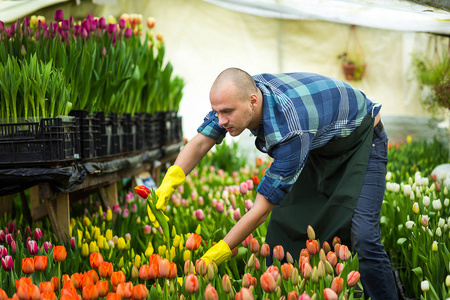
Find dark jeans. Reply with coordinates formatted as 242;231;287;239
351;124;398;299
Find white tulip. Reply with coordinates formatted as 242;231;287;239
432;199;442;211
438;218;445;228
403;185;412;196
436;227;442;237
386;172;392;181
423;196;430;207
444;198;449;207
421;280;430;292
405;221;415;230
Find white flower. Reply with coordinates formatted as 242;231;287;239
422;177;429;186
386;172;392;181
410;192;415;201
403;185;412;196
436;227;442;237
438;218;445;228
433;199;442;211
421;280;430;292
444;198;449;207
423;196;430;207
405;221;415;230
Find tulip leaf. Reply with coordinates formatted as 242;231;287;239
397;237;407;245
412;266;423;281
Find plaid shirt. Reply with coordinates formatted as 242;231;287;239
198;72;381;205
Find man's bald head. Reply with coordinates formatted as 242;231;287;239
210;68;258;102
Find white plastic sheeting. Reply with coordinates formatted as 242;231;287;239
0;0;70;23
203;0;450;34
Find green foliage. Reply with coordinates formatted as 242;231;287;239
197;140;249;175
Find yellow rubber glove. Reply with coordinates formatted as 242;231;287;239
155;165;186;210
200;240;232;266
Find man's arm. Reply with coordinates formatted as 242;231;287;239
173;132;217;176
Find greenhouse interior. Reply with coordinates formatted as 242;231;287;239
0;0;450;299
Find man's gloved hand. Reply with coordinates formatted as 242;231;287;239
155;165;186;210
200;240;232;266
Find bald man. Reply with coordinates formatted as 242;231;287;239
154;68;398;299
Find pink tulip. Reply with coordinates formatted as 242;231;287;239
195;209;205;221
331;276;343;294
336;263;344;275
323;288;338;300
124;27;132;38
70;237;75;249
222;274;232;293
215;202;224;213
1;255;13;271
0;245;8;257
245;199;253;211
44;241;52;253
144;225;151;235
0;230;4;243
27;240;39;255
249;238;260;253
326;251;337;267
235;287;253;300
302;262;312;279
298;292;311;300
204;284;218;300
347;270;361;287
338;245;351;261
185;273;199;294
260;272;276;293
260;243;270;257
10;241;16;254
240;182;248;195
246;179;254;190
273;245;285;261
158;258;170;278
233;208;241;221
6;233;14;245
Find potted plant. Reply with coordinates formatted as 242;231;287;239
338;51;366;81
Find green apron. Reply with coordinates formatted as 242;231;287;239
265;116;374;260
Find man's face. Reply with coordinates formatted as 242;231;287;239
210;85;254;137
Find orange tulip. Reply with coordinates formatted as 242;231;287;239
235;287;253;300
336;263;344;275
41;291;57;300
97;280;109;297
53;246;67;262
0;288;7;300
322;241;331;253
281;263;294;281
98;262;113;278
39;281;54;293
111;271;126;287
256;157;263;167
131;284;148;300
62;280;77;295
185;274;199;294
266;265;280;282
70;273;83;289
15;277;32;291
306;239;319;255
148;262;159;279
90;252;104;269
106;293;121;300
51;276;60;291
17;283;40;300
184;260;194;275
138;265;151;280
241;273;252;288
249;238;260;253
185;234;201;251
204;284;218;300
331;276;344;294
82;283;98;300
87;269;99;284
80;274;94;289
260;272;276;293
194;259;207;277
259;243;270;257
302;262;312;279
326;251;337;267
347;271;361;287
273;245;284;261
158;258;170;278
288;291;298;300
22;258;35;274
60;294;81;300
323;288;338;300
116;282;132;299
168;262;177;280
338;245;351;261
332;236;341;247
34;256;47;272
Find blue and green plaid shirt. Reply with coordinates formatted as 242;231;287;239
198;72;381;205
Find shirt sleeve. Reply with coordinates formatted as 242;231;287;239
197;110;227;144
256;134;312;205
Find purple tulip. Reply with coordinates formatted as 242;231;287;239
81;27;88;38
34;228;43;240
54;9;64;22
98;17;107;29
0;21;4;33
5;234;14;245
44;241;52;253
124;27;132;38
22;17;30;30
86;14;94;21
195;209;205;221
61;20;70;31
27;240;39;255
1;255;13;271
0;230;4;243
90;19;97;31
69;16;75;27
0;245;8;258
119;18;126;29
107;23;117;34
70;237;75;249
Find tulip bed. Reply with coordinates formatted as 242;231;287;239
0;137;448;300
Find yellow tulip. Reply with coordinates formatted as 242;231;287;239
97;236;105;250
170;246;176;259
89;241;98;253
106;209;113;221
145;246;153;257
407;135;412;143
92;227;100;240
98;205;103;216
412;202;420;214
158;245;167;256
172;226;177;238
135;254;141;268
183;250;191;262
195;224;201;235
118;257;124;268
173;235;181;248
81;243;89;257
85;231;91;241
117;237;126;250
83;216;91;227
78;230;83;248
105;229;113;241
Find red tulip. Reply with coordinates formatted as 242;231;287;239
185;234;201;251
96;280;109;297
185;273;199;294
347;270;361;287
235;287;253;300
53;246;67;262
82;283;98;300
34;255;47;272
98;261;113;278
131;284;148;300
204;284;218;300
323;288;338;300
22;257;35;274
90;252;104;269
331;276;344;294
135;185;150;199
260;272;276;293
273;245;284;261
1;255;14;271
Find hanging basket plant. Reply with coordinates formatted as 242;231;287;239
338;25;366;81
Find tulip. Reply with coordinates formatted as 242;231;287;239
131;284;148;300
432;241;438;252
421;280;429;292
273;245;285;261
331;276;343;294
185;273;199;294
185;234;201;251
336;262;344;275
412;202;420;214
195;209;205;221
54;10;64;22
159;258;170;278
97;280;109;297
135;185;150;199
34;228;43;241
22;257;35;274
39;281;54;293
203;284;218;300
260;272;276;293
27;240;39;255
139;264;151;280
1;255;13;271
53;246;67;262
41;291;57;300
240;182;248;195
332;236;341;247
338;245;351;261
235;287;253;300
234;208;241;221
281;263;294;281
98;261;113;278
106;293;121;300
307;225;315;240
34;255;47;272
215;202;224;213
433;199;442;211
302;262;312;279
146;17;155;28
347;270;361;287
111;271;126;287
116;282;133;299
90;252;104;269
222;274;232;294
260;243;270;257
298;292;311;300
195;259;207;276
421;215;429;227
82;283;98;300
0;245;8;258
323;288;338;300
17;283;40;300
